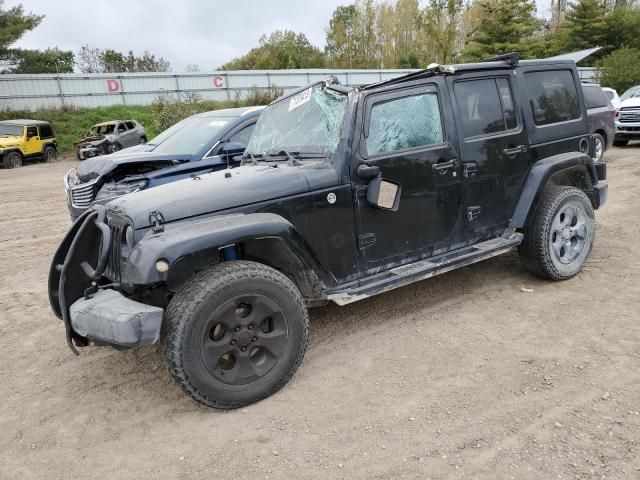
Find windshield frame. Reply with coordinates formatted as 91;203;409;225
244;82;350;162
0;124;25;136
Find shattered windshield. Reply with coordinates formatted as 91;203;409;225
0;125;23;136
245;85;348;157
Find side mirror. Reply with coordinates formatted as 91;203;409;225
221;141;246;157
366;175;401;211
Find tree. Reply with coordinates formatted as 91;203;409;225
221;30;325;70
425;0;466;64
604;5;640;51
0;0;42;55
325;5;360;68
561;0;608;52
75;45;171;73
463;0;543;60
596;47;640;91
5;48;74;73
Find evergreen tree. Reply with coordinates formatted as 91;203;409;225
562;0;608;51
463;0;543;60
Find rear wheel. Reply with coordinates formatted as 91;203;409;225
162;260;309;409
519;185;595;281
42;146;57;162
593;133;605;161
3;151;22;169
613;139;628;147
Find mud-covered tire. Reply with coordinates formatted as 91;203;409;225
519;185;595;281
161;260;309;409
42;146;56;162
3;151;22;169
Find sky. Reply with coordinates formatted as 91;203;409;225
7;0;553;72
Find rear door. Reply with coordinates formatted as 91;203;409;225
353;78;464;274
449;72;532;240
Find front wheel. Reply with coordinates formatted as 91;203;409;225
162;261;309;409
3;151;23;168
519;185;595;281
109;142;121;153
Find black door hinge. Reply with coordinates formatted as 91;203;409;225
358;233;376;249
149;210;165;233
467;206;481;222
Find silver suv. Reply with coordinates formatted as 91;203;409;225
74;120;147;160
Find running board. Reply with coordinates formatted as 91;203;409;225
327;233;523;306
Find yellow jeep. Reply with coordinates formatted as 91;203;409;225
0;120;57;169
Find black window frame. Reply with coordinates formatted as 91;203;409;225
524;69;583;127
452;75;520;141
26;126;38;138
360;84;446;160
38;124;54;139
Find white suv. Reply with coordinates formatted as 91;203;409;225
615;85;640;146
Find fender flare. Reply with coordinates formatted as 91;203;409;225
123;213;333;297
2;147;23;158
41;141;57;153
510;152;597;228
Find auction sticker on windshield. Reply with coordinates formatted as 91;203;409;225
289;88;313;111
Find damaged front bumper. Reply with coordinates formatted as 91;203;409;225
49;207;162;352
70;289;163;348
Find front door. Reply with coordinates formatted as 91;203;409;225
23;126;40;155
448;72;532;240
352;79;464;275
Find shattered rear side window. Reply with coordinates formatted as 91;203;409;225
246;87;348;156
366;93;443;156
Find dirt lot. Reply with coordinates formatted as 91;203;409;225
1;148;640;480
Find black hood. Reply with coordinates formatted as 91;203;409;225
107;162;338;228
77;151;191;181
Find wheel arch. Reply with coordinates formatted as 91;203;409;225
510;151;599;229
123;213;333;301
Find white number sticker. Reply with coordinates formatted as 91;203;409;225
289;88;313;111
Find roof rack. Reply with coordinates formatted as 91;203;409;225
481;52;520;66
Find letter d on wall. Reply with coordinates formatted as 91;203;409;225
106;79;121;92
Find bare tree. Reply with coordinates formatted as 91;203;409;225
75;44;102;73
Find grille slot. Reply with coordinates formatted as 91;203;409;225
69;180;98;208
619;107;640;123
105;222;124;282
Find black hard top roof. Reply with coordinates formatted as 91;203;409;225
0;119;51;126
364;54;576;90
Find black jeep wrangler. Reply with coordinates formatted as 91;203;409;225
49;54;607;409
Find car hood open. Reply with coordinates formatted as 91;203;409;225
107;162;338;229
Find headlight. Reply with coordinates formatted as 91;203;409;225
95;179;148;201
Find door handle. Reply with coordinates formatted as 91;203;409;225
502;145;527;157
463;162;478;177
432;158;459;173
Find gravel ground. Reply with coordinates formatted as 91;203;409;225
1;147;639;480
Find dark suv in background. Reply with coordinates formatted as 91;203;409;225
50;54;607;409
581;83;616;161
64;106;263;219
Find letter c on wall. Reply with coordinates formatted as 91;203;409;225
106;79;121;92
213;76;225;89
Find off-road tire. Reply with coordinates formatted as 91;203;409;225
613;139;628;147
42;146;56;162
161;260;309;409
519;185;595;281
3;151;22;169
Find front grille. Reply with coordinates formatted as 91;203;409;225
69;179;98;208
619;107;640;123
105;222;123;282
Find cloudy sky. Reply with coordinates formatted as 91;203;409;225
8;0;552;71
